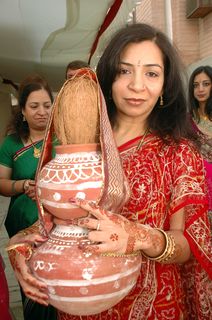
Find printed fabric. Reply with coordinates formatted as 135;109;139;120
58;133;211;320
190;116;212;220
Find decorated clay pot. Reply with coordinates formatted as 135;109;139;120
30;224;141;315
37;143;103;222
30;143;141;315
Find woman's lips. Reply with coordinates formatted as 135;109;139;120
125;98;145;106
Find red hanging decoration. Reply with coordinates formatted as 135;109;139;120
88;0;123;64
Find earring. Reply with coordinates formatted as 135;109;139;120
23;115;26;122
160;95;164;106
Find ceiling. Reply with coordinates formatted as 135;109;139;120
0;0;140;91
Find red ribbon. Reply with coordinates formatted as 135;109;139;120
88;0;123;64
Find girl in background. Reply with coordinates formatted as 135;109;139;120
188;65;212;223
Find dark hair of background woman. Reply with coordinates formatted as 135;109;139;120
6;74;53;140
96;23;194;143
65;60;90;79
188;65;212;122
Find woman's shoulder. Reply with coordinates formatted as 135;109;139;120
0;134;23;152
176;138;199;153
2;133;19;141
159;137;201;161
168;138;204;169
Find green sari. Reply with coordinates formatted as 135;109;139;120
0;134;40;237
0;133;57;320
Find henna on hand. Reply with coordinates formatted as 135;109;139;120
124;222;151;254
74;199;155;255
110;233;119;241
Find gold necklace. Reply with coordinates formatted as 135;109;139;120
199;114;208;121
29;137;41;158
136;128;150;150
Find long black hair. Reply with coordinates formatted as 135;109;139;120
97;23;193;143
188;65;212;122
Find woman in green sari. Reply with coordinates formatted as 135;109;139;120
0;74;57;320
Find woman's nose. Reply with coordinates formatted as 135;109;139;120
128;74;146;92
198;83;205;90
37;106;46;114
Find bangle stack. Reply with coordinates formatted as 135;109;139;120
142;228;176;263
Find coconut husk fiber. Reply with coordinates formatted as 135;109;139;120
53;72;100;145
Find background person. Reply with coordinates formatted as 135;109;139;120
188;65;212;224
65;60;90;79
0;74;57;320
6;24;212;320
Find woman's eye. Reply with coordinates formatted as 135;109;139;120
119;68;130;75
45;104;52;109
146;71;158;78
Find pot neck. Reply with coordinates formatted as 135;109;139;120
55;143;101;153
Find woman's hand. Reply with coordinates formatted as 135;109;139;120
6;233;49;306
24;180;36;200
71;199;157;255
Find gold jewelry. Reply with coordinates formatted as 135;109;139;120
137;128;150;150
142;228;176;263
6;243;33;260
200;115;208;121
17;220;40;236
29;137;41;158
101;251;141;257
160;95;164;106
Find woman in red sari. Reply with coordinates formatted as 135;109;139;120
6;24;211;320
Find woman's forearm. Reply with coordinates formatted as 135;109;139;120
0;178;26;196
139;227;191;264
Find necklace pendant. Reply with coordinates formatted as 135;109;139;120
33;147;41;158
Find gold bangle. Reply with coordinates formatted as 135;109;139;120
17;230;28;236
6;243;33;260
142;228;176;263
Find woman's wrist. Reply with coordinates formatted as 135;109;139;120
11;179;28;195
18;220;40;236
142;228;166;258
142;228;176;263
125;223;164;255
23;179;30;192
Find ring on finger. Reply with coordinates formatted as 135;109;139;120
96;221;101;231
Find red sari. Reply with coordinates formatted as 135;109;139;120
59;133;211;320
0;255;12;320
